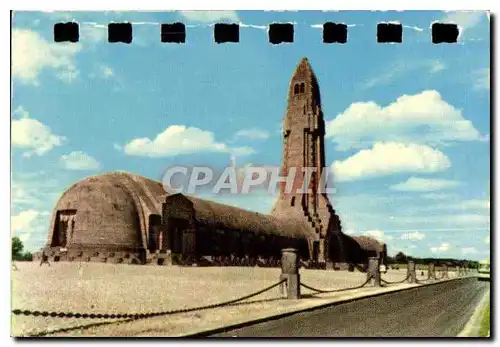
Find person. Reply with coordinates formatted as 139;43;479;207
40;250;51;267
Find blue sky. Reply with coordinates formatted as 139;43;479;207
11;10;490;260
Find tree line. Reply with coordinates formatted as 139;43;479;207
388;251;479;269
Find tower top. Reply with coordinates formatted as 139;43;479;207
296;57;312;72
288;57;321;107
293;57;317;79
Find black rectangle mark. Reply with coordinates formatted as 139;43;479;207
108;23;132;44
323;22;347;44
432;23;459;43
54;22;79;43
161;23;186;43
269;23;294;44
214;23;239;43
377;23;402;43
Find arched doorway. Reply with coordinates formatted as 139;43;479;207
52;210;76;247
148;214;162;252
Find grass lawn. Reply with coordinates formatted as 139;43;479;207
478;303;490;337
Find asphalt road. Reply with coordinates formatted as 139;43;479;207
211;278;489;337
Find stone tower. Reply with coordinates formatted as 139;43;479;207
272;57;343;264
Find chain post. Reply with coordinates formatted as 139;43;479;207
428;262;436;280
280;248;300;299
407;260;416;283
442;264;449;279
367;257;381;287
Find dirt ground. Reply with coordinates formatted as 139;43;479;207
10;262;456;336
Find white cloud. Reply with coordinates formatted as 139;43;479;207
421;193;450;200
89;65;115;80
11;171;64;209
430;242;450;253
11;171;73;250
180;11;239;23
450;214;490;225
361;229;392;242
100;65;114;79
332;142;450;182
11;209;40;234
12;106;66;156
230;146;256;157
473;68;490;90
361;60;446;90
123;125;228;157
80;23;108;42
42;11;74;21
123;125;256;158
12;28;82;85
416;199;490;212
11;209;51;243
390;177;461;192
428;61;446;73
326;90;485;151
234;128;270;140
461;247;478;255
400;232;425;240
453;199;490;210
57;68;79;83
60;151;100;171
441;11;486;36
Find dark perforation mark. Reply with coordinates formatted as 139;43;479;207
323;22;347;44
54;22;79;43
432;23;459;44
377;23;403;43
269;23;294;44
108;23;132;44
161;23;186;43
214;23;239;43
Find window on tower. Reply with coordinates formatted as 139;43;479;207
291;197;296;206
300;83;305;93
294;83;300;94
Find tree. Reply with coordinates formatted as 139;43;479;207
12;237;33;262
12;236;24;260
394;251;408;264
386;255;395;264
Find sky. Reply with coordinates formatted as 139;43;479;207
11;10;490;260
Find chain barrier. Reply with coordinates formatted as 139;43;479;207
300;275;373;294
380;273;411;285
12;279;286;320
414;269;451;283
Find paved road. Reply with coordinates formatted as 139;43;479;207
211;278;489;337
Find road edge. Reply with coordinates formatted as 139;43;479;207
457;287;491;337
184;277;475;337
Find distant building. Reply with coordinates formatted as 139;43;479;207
34;58;386;268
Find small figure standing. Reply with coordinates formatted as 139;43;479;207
39;250;51;267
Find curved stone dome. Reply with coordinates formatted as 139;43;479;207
47;173;145;251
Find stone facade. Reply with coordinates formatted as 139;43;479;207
35;58;386;268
